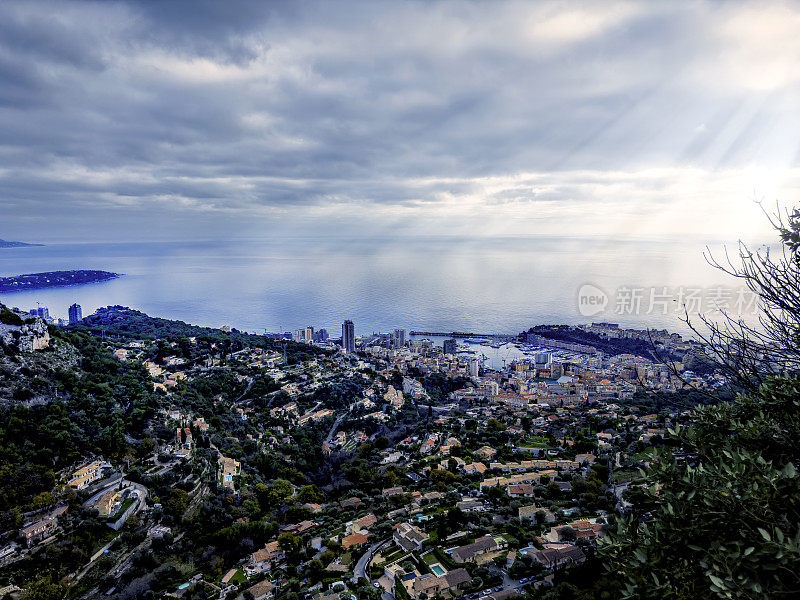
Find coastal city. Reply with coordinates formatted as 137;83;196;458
0;302;724;599
1;1;798;597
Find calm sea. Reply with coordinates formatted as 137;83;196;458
0;236;742;337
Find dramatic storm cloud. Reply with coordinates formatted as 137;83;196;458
0;0;798;241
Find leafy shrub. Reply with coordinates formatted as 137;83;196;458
0;307;24;326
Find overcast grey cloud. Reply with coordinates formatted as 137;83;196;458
0;0;799;241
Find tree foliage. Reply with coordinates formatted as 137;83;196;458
602;375;800;599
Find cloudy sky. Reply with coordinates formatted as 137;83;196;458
1;0;799;243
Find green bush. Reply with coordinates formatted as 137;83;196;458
0;307;23;326
602;375;800;599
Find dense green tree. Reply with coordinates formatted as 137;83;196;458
166;488;189;519
278;532;301;558
20;577;67;600
602;374;800;599
295;484;325;504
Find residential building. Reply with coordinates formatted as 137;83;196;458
410;568;472;599
393;522;429;551
218;456;240;490
342;320;355;352
346;513;377;534
450;535;502;563
528;543;586;569
20;517;57;547
462;462;487;475
342;532;369;549
282;520;317;535
340;497;362;510
518;505;555;522
250;540;283;568
394;329;406;349
18;506;65;548
385;386;404;409
468;358;480;378
68;303;82;324
475;446;497;460
457;499;486;513
413;575;444;598
507;483;535;498
68;460;105;490
444;568;473;591
92;488;123;517
246;579;276;600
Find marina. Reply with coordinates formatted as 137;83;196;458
410;333;591;371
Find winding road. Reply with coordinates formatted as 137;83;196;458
351;538;390;584
324;411;349;446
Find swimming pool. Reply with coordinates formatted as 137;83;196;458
430;563;446;576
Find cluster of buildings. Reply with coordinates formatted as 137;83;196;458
7;302;84;327
28;312;717;599
289;320;408;355
293;326;330;343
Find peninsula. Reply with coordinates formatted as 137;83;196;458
0;270;120;292
0;237;43;248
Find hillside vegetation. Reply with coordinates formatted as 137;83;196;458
76;305;328;365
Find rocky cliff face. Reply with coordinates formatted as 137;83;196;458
0;310;50;352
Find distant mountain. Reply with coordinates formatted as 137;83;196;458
0;238;43;248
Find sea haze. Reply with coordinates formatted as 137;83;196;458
0;236;740;336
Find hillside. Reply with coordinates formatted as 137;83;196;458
77;305;329;364
524;325;661;359
0;306;157;511
0;304;374;598
79;305;260;341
